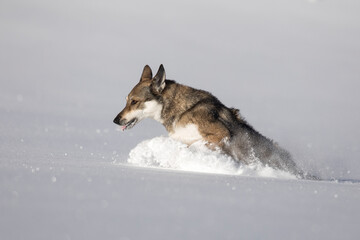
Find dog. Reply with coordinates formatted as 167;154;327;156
114;64;310;178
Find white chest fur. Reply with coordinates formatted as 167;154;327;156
169;124;203;145
143;100;163;123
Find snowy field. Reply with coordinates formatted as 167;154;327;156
1;0;360;239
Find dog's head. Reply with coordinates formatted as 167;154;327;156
113;64;166;130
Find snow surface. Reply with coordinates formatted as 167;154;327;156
1;0;360;239
127;136;296;179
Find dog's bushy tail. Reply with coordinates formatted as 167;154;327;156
230;108;242;120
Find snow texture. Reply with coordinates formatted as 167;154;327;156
128;137;296;179
1;0;360;239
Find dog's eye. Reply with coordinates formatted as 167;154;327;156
131;100;138;105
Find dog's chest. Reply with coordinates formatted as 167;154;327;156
169;124;203;145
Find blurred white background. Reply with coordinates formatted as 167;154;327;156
1;1;360;239
1;0;359;178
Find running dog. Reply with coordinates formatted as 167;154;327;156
114;64;309;178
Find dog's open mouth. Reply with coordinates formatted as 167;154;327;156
121;118;138;131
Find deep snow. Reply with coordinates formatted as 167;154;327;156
127;136;297;179
1;0;360;239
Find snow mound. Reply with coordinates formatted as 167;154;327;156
127;136;297;179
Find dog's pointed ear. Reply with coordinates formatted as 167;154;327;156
152;64;166;93
140;65;153;82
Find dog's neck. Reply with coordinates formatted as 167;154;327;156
158;80;209;132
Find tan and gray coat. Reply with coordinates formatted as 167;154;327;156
114;65;312;178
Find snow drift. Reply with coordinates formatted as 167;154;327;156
127;136;296;179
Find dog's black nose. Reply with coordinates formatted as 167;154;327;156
113;115;120;125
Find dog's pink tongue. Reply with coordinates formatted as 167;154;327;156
121;125;126;131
